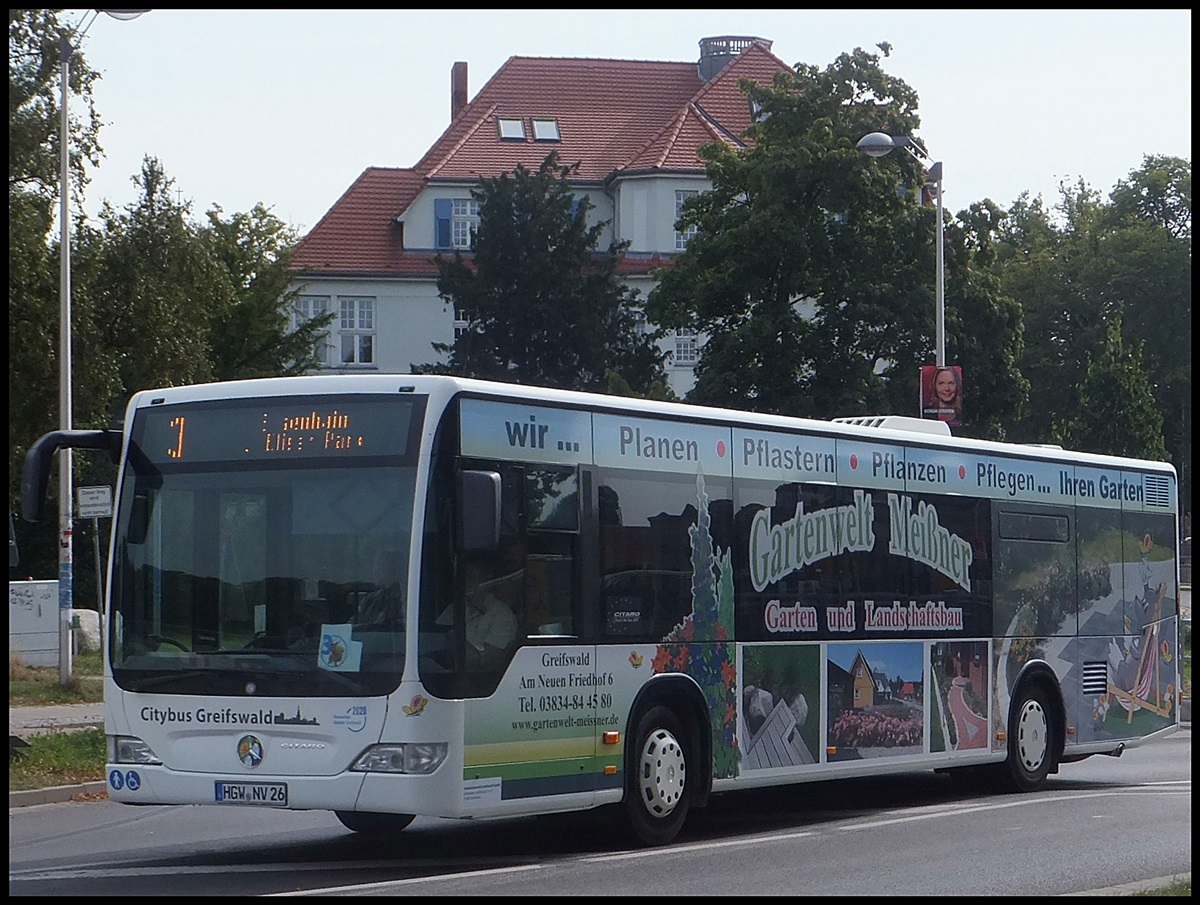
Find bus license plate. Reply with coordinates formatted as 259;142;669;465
214;781;288;806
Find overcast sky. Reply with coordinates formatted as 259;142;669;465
66;8;1191;234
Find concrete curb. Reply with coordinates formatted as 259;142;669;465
1059;872;1191;896
9;781;108;809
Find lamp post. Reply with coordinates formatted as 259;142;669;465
57;8;148;683
856;132;945;368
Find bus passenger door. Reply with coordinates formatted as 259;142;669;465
461;463;597;811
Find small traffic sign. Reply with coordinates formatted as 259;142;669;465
77;485;113;519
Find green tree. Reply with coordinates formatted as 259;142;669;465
14;158;331;585
1100;156;1190;517
996;157;1188;516
415;152;669;395
1061;318;1167;460
71;157;222;425
645;47;1024;429
9;9;107;579
203;203;333;380
992;190;1085;444
939;200;1028;440
8;9;104;206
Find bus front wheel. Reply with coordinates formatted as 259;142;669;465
334;810;416;834
1004;683;1054;792
624;705;690;846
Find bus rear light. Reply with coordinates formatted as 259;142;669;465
350;742;448;775
107;735;163;765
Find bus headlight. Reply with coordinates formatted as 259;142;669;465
107;735;163;765
350;743;448;774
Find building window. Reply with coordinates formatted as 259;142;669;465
339;296;375;365
434;197;482;250
675;190;699;250
451;198;481;249
532;118;560;141
630;308;651;336
293;295;330;365
453;304;475;340
497;116;525;140
673;328;698;366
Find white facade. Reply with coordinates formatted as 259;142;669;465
289;173;709;398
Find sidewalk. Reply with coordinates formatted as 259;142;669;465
9;702;107;809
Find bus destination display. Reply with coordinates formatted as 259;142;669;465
134;397;416;464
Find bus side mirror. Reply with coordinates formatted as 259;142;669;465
456;470;501;552
21;428;122;522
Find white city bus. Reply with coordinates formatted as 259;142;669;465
22;375;1181;846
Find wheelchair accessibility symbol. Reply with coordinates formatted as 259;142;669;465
110;769;141;791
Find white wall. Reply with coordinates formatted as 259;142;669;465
289;176;711;396
613;174;712;254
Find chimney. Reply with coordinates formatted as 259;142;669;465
697;35;772;82
451;61;468;121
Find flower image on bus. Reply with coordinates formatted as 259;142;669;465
21;375;1182;846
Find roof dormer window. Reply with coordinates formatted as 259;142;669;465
497;116;525;140
531;118;560;141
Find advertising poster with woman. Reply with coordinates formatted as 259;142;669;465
920;365;963;426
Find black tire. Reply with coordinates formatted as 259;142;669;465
624;705;690;846
334;810;416;835
1004;683;1054;792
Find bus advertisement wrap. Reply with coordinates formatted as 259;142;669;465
21;374;1178;848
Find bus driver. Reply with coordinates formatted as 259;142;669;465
463;558;518;668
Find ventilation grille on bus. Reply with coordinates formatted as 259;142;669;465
1143;475;1172;509
1081;661;1109;696
831;415;951;436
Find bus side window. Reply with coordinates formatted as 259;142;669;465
522;466;579;637
525;546;574;636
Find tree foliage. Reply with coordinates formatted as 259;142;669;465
9;6;331;583
994;156;1189;515
645;47;1025;432
8;9;103;204
1061;318;1167;460
415;152;669;396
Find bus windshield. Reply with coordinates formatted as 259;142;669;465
109;393;425;698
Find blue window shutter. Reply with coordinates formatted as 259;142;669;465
434;198;452;248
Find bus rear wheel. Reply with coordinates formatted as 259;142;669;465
1004;683;1054;792
624;705;690;846
334;810;416;834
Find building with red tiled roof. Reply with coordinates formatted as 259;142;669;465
288;36;791;397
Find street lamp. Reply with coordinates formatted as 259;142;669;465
856;131;945;368
57;8;148;683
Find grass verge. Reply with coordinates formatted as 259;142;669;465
9;727;106;791
9;650;103;706
1133;876;1192;896
9;650;105;793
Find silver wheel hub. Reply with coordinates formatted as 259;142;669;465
1016;699;1048;772
636;727;685;817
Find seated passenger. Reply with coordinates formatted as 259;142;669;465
463;558;518;669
